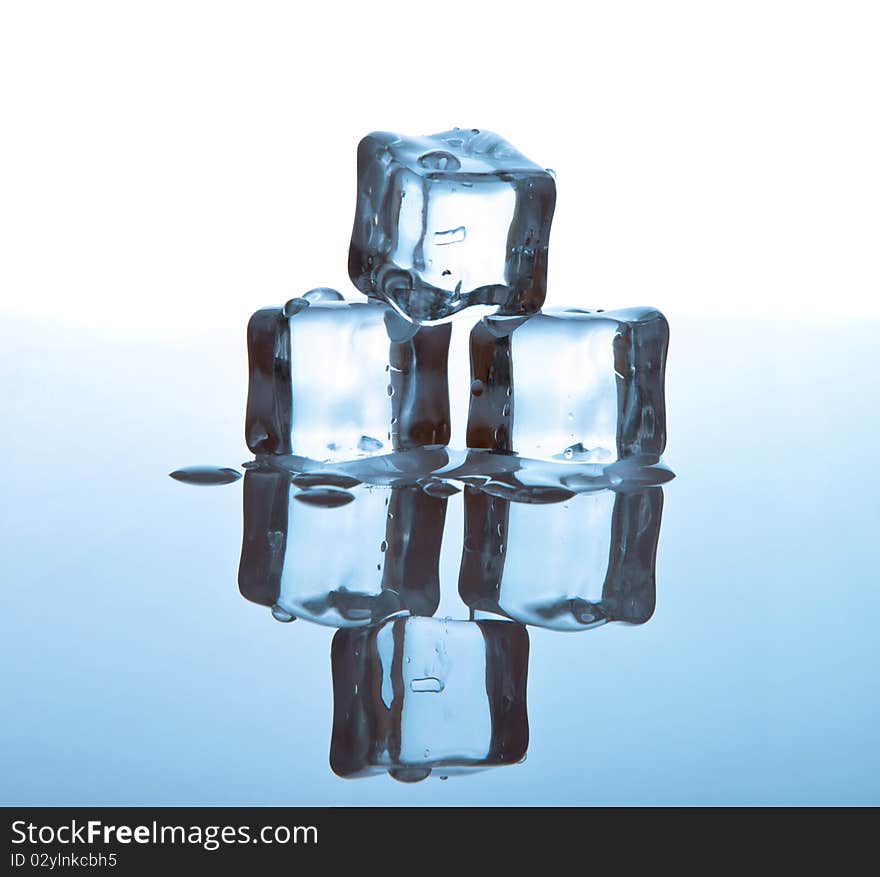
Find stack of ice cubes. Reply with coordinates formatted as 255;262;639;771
246;128;668;465
241;128;671;780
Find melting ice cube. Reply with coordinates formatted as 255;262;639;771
330;616;529;779
349;128;556;322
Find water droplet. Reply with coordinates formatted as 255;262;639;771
271;604;295;623
481;481;575;505
169;466;241;486
418;150;461;171
502;402;511;417
471;379;485;397
380;540;388;552
293;488;356;508
291;473;361;489
303;287;344;303
422;480;461;498
389;767;431;783
387;384;394;397
283;297;310;317
358;435;384;453
570;598;606;627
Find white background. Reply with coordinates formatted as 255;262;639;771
1;1;878;337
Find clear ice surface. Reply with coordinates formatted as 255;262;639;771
468;307;669;463
330;616;529;779
349;128;556;322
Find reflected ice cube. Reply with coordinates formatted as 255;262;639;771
330;616;529;779
459;485;663;630
468;307;669;463
245;300;455;462
349;128;556;322
238;469;448;627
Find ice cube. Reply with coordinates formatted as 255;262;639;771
330;616;529;780
349;128;556;322
468;307;669;463
245;299;456;461
238;468;448;626
459;484;663;630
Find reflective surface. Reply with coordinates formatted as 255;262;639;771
1;315;878;805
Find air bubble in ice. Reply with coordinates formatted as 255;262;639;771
410;677;444;693
433;226;466;246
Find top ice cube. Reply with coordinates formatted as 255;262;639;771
349;128;556;323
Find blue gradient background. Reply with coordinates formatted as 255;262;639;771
1;315;878;805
